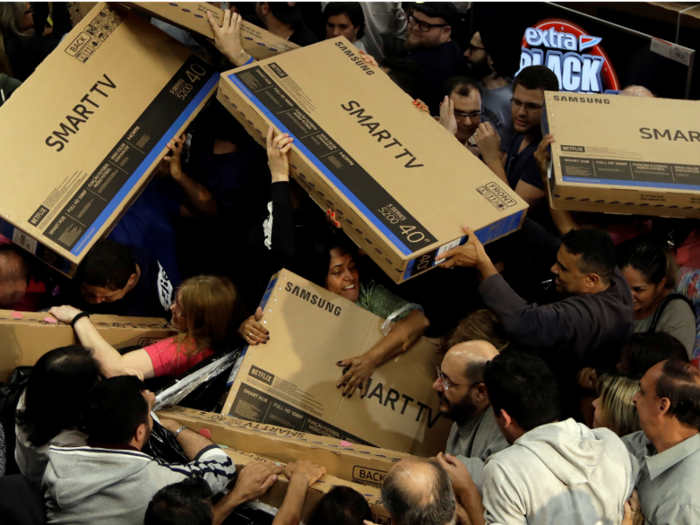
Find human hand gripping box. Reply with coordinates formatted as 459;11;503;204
0;310;176;382
0;3;218;277
157;405;413;489
221;269;453;457
127;2;299;60
544;91;700;218
217;37;528;284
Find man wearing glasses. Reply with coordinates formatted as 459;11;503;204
474;65;559;207
439;76;482;153
432;340;508;492
464;26;522;153
404;2;464;113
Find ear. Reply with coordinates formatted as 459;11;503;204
586;273;600;289
260;2;270;15
127;273;138;287
500;408;513;428
134;422;147;446
474;382;488;402
659;397;672;417
657;277;668;291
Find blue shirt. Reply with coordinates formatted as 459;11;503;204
505;134;544;191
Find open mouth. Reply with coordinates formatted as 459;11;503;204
343;284;355;291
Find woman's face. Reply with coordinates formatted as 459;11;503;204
169;290;188;332
622;266;664;313
22;3;34;30
591;396;604;429
325;247;360;302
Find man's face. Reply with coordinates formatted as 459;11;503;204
81;282;129;305
633;363;664;439
0;278;27;308
511;84;545;135
405;9;449;53
326;13;359;42
550;246;588;295
432;352;478;422
450;89;482;143
464;32;492;79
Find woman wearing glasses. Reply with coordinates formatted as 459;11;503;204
49;275;245;379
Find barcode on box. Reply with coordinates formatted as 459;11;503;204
12;229;38;254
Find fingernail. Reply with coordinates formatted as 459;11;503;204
342;392;346;397
327;209;331;215
335;221;340;228
267;336;270;340
262;341;267;344
336;383;341;388
337;361;342;365
331;212;335;218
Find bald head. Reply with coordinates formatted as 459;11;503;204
382;458;456;525
620;85;654;98
445;340;498;383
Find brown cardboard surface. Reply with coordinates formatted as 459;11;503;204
128;2;299;59
544;91;700;218
0;310;176;382
221;269;452;457
67;3;99;26
157;405;413;488
221;447;389;523
217;37;527;284
0;3;218;276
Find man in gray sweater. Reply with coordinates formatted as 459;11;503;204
43;376;240;525
434;340;508;492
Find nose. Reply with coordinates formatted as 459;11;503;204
592;397;599;409
333;28;342;37
550;263;559;275
95;296;105;304
432;377;444;392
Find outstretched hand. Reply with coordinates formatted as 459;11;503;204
207;9;251;67
266;126;293;183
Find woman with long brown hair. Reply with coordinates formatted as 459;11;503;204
50;275;244;379
0;2;71;80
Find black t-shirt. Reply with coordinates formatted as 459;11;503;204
405;40;465;113
71;248;175;319
505;134;544;191
289;23;319;47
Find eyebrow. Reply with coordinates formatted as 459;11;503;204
439;367;455;383
331;262;344;270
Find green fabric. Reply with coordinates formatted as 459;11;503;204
355;281;423;321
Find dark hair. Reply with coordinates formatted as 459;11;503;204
145;477;214;525
83;376;149;446
413;2;459;27
561;229;616;283
621;241;678;288
16;346;101;447
79;240;135;290
304;229;358;289
0;244;29;285
619;332;689;378
513;65;559;93
441;309;509;352
656;359;700;430
382;459;455;525
323;2;365;39
484;352;560;431
307;486;372;525
381;57;422;98
443;75;480;100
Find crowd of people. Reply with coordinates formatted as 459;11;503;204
2;1;700;524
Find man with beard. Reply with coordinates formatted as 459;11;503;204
433;341;508;491
464;26;522;152
474;66;559;207
439;76;482;154
403;2;464;113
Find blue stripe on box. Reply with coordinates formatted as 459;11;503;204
562;176;700;191
227;72;412;256
69;72;220;256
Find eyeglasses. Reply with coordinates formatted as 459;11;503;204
408;15;448;33
510;97;544;112
454;110;481;120
24;6;34;15
467;43;486;52
436;367;483;391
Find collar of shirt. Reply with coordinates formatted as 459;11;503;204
645;432;700;481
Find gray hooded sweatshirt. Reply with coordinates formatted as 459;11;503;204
43;444;236;525
482;419;637;525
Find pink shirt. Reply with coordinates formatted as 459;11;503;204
144;337;213;377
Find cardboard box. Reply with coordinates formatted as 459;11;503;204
0;310;176;382
0;2;218;276
221;269;452;457
67;2;98;26
221;447;390;524
157;405;413;488
217;37;527;284
127;2;299;60
544;91;700;218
